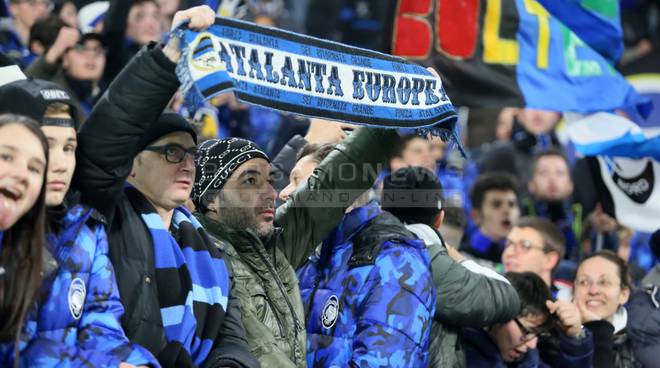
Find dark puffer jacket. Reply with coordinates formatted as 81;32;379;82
73;43;257;368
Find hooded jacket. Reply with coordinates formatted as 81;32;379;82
406;223;520;368
198;126;400;367
73;44;257;368
297;203;435;367
23;203;158;367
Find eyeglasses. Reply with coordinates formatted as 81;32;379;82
513;317;551;343
143;144;200;164
574;277;618;290
70;44;106;57
504;239;546;253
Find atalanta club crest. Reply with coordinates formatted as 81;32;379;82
68;278;86;320
321;295;339;329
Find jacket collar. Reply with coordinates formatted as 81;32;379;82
195;212;282;253
405;223;441;246
471;229;504;254
331;200;382;245
612;306;628;335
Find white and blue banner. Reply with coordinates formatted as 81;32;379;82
175;17;458;138
566;112;660;232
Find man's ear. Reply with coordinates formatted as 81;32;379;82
471;209;482;225
528;180;536;195
433;210;445;231
543;251;560;272
129;155;142;178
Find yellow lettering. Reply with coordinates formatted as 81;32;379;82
523;0;550;69
483;0;519;65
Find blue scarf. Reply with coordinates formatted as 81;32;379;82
174;17;459;143
140;201;229;366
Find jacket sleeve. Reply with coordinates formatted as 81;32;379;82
25;56;60;80
350;242;435;367
551;330;594;368
21;225;159;367
429;241;521;327
275;128;398;269
584;320;614;368
271;134;307;193
74;43;180;222
100;0;133;85
203;273;260;368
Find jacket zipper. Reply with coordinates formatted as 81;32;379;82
250;236;303;365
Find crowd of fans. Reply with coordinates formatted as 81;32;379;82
0;0;659;367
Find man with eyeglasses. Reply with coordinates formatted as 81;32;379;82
27;24;107;118
73;6;258;367
1;0;51;67
502;217;594;367
463;272;592;367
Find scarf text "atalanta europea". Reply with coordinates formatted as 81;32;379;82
176;17;458;133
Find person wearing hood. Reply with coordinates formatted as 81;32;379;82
574;250;643;367
381;166;521;367
0;78;158;366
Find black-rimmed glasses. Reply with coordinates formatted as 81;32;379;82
514;317;552;343
143;143;200;164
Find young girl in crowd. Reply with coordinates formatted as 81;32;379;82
574;250;642;367
0;114;49;359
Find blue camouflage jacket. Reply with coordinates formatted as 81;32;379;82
1;204;158;367
297;201;435;367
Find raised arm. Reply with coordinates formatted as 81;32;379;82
275;127;398;269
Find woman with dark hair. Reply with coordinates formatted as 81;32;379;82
0;113;49;348
574;250;642;367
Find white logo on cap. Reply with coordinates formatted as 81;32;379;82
40;89;70;100
68;278;86;320
321;295;339;329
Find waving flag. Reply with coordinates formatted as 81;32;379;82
387;0;650;116
566;113;660;232
536;0;623;64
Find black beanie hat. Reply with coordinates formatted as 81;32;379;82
138;113;197;151
382;166;444;225
0;78;81;129
192;137;269;212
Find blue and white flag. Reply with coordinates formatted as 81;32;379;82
174;17;458;140
536;0;623;64
567;113;660;232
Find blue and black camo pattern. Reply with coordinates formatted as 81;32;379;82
1;204;158;367
297;202;435;367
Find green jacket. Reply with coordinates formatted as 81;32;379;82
197;127;397;368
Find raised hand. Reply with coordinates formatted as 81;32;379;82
164;5;216;62
45;27;80;64
546;300;583;337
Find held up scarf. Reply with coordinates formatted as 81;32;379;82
174;17;458;140
135;192;229;366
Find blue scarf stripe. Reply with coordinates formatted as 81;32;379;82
161;305;187;327
143;213;168;230
182;247;229;289
142;206;230;364
192;284;229;306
